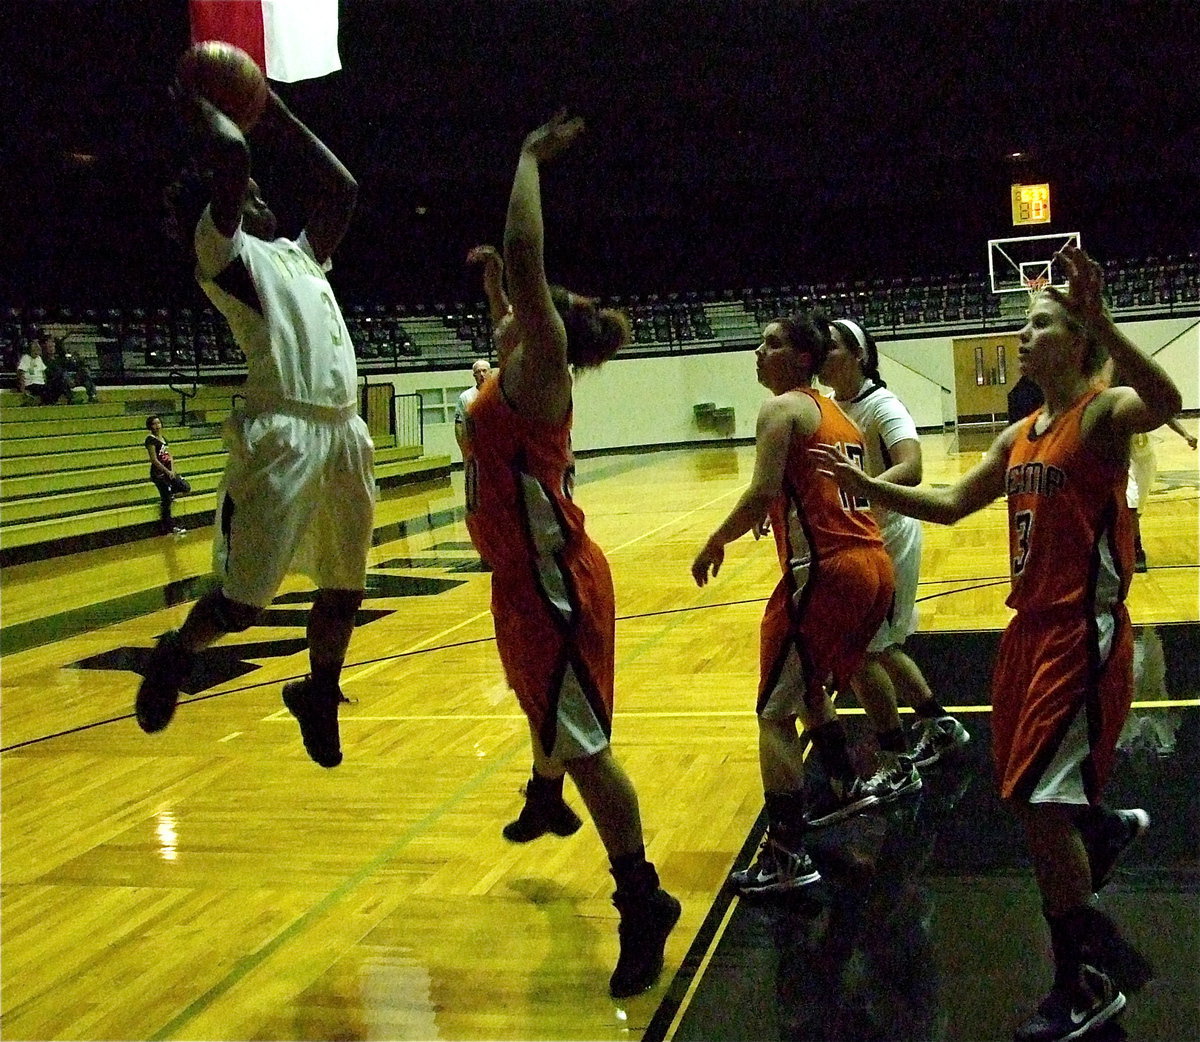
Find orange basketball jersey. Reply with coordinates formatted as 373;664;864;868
464;375;586;573
757;389;893;706
768;387;887;571
463;375;615;754
1004;391;1133;614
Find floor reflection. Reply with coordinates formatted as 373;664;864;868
671;626;1199;1042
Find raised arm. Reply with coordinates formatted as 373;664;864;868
467;245;511;325
256;91;357;263
177;90;251;238
1058;245;1182;438
503;112;584;379
811;424;1012;526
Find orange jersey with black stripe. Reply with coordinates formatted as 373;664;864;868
462;373;615;748
769;387;886;571
1004;390;1133;613
463;374;586;574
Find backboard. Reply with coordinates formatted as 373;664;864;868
987;231;1081;295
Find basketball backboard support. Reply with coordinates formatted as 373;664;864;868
987;231;1081;294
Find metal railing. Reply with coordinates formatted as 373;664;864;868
168;371;199;424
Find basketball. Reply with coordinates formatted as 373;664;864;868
176;41;268;132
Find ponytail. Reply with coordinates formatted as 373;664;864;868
550;285;631;369
834;318;886;388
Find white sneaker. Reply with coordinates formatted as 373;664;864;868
909;715;970;767
862;752;922;802
731;835;820;895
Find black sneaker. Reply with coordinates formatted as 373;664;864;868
730;835;820;896
502;789;583;843
1085;809;1150;894
135;630;194;733
282;678;346;768
805;777;879;828
609;887;682;999
1013;963;1125;1042
909;715;971;767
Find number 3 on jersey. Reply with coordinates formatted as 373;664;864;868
1012;509;1033;574
835;442;871;512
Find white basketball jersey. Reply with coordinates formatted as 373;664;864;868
194;206;357;410
838;382;919;535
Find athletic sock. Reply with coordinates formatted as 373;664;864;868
915;699;949;720
877;725;908;755
527;770;565;801
310;664;342;693
610;846;658;895
810;720;856;790
763;789;808;836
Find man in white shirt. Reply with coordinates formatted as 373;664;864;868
454;358;492;457
16;337;48;402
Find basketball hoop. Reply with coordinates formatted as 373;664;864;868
1023;275;1049;304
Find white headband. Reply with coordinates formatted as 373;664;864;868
835;318;868;354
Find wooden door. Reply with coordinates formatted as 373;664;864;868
952;333;1022;425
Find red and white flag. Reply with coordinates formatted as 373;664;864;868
189;0;341;83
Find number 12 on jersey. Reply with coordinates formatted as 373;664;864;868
833;442;871;512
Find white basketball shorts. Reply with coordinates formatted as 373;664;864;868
866;513;922;653
214;408;375;607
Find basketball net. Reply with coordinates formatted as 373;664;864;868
1023;275;1049;306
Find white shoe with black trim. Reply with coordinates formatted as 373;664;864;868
909;715;970;767
730;835;820;895
862;752;923;803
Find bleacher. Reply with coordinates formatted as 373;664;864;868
2;251;1195;565
0;384;450;566
5;254;1198;386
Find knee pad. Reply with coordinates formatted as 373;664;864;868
314;589;363;621
213;591;260;632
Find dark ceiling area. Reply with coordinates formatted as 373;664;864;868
5;0;1199;307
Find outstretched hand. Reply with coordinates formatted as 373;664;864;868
691;540;725;587
1055;243;1107;324
521;109;585;164
467;244;503;269
809;443;872;497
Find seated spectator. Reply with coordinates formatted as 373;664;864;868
16;336;49;403
42;334;98;404
145;414;191;536
61;342;99;402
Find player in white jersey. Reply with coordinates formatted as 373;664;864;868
137;87;375;769
820;319;970;793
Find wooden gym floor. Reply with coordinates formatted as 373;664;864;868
1;423;1196;1041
